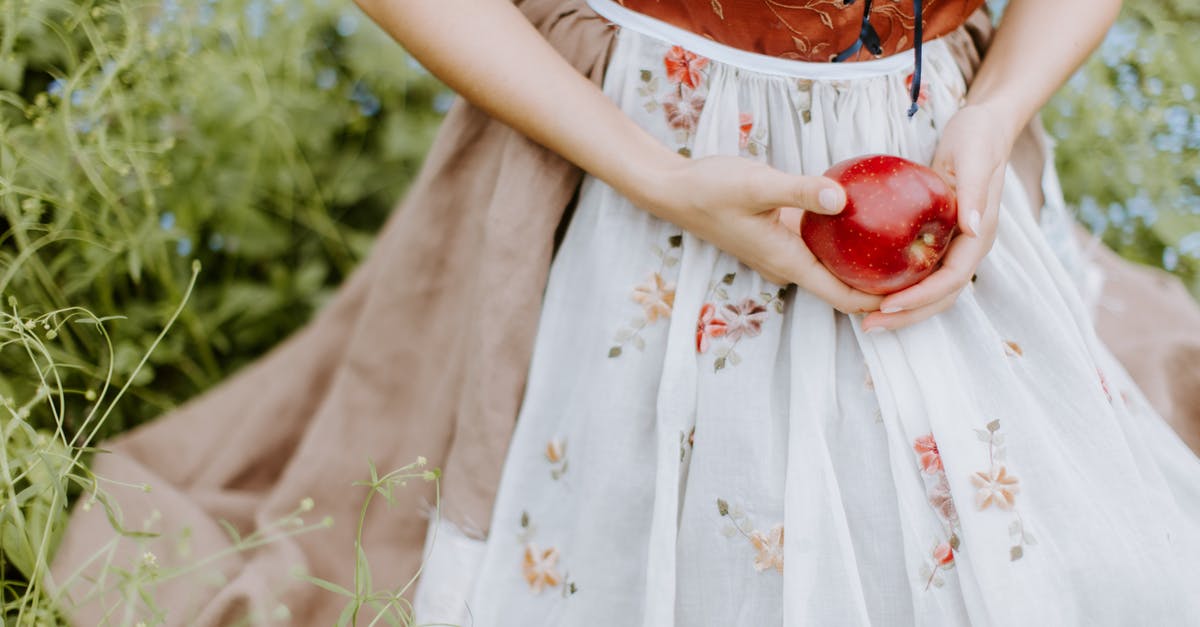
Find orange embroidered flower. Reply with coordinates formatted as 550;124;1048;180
664;46;709;90
663;90;706;132
932;540;955;566
913;434;943;475
695;303;728;353
545;437;565;464
905;72;929;108
971;465;1020;511
632;272;676;322
738;112;753;150
748;524;784;573
522;543;562;594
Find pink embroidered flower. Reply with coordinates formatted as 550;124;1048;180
905;72;930;108
632;272;676;323
971;465;1020;511
928;475;960;528
932;540;955;567
695;303;728;353
913;434;943;475
749;524;784;573
664;46;709;90
522;543;562;593
738;112;754;150
719;298;768;342
663;90;706;132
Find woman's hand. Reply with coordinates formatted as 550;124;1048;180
630;154;884;315
860;0;1121;331
860;103;1014;331
350;0;880;315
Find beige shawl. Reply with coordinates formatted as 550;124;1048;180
48;3;1200;624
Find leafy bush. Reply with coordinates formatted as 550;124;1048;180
1043;0;1200;294
1;0;447;442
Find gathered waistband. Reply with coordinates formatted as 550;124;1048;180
587;0;935;80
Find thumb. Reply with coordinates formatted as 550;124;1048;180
951;158;990;238
749;168;845;215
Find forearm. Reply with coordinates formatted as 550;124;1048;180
352;0;681;209
966;0;1122;141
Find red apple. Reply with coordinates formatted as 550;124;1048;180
800;154;958;295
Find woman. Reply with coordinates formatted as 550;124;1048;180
348;0;1200;625
45;1;1200;625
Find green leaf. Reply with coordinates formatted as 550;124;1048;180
608;346;622;358
335;600;358;627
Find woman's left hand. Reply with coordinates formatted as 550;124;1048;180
860;103;1017;332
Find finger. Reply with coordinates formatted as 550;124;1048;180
778;206;803;234
745;166;846;216
753;215;882;313
930;143;957;187
949;157;994;238
878;229;988;313
862;288;960;332
799;262;886;314
876;165;1004;313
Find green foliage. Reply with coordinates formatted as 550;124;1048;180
1043;0;1200;294
0;0;447;442
1;275;441;623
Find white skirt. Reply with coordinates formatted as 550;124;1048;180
413;3;1200;625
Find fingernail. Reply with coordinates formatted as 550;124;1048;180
819;188;841;213
880;306;904;314
967;211;981;235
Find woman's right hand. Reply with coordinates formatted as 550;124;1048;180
625;154;884;315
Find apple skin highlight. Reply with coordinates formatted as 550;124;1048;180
801;154;959;296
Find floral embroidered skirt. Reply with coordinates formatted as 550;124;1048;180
413;6;1200;626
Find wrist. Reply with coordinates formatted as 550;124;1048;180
610;143;691;220
959;96;1023;151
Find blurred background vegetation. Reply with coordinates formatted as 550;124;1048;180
0;0;1197;617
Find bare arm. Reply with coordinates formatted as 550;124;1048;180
867;0;1123;329
352;0;882;313
968;0;1123;141
352;0;671;207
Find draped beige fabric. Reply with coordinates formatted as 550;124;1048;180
47;3;1198;625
